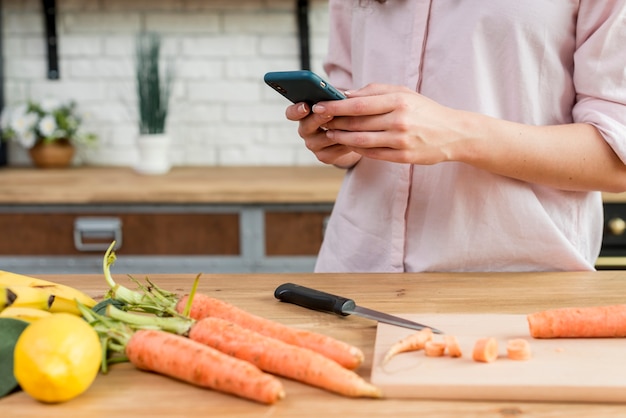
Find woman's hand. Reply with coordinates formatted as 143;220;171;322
285;102;362;168
311;83;466;165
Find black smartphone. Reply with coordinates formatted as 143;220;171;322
264;70;345;106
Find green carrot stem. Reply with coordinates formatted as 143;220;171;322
182;273;202;317
106;304;192;336
103;241;147;305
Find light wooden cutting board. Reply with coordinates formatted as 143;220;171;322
370;314;626;403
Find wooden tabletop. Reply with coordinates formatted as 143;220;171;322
3;271;626;417
0;166;345;204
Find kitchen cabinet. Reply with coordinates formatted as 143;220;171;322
0;167;341;274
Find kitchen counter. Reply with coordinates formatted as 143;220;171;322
0;166;346;273
0;166;345;204
2;271;626;417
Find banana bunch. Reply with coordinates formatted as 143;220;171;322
0;270;97;321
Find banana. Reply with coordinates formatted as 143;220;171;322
2;285;54;311
0;306;53;322
0;270;97;308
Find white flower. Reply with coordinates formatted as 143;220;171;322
17;130;37;148
38;114;58;137
10;112;38;136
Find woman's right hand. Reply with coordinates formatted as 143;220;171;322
285;102;362;168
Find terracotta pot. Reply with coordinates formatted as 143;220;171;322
28;140;75;169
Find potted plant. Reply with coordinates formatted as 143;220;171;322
0;99;97;168
134;32;174;175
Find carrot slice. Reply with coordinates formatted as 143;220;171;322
472;337;498;363
444;335;462;358
424;340;446;357
506;338;531;361
382;327;433;365
527;304;626;338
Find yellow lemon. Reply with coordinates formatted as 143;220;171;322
13;313;101;403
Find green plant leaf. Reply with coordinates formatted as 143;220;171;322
0;318;29;398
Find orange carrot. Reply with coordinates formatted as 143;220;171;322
424;340;447;357
527;304;626;338
506;338;531;361
188;316;382;399
125;329;285;405
382;327;433;365
176;293;364;370
444;335;463;358
472;337;498;363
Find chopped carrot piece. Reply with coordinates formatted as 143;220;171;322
472;337;498;363
527;304;626;338
382;327;433;365
506;338;532;361
444;335;462;358
424;340;447;357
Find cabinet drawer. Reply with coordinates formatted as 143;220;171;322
0;213;240;256
265;211;330;256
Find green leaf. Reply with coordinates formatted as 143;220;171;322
92;298;126;316
0;318;29;398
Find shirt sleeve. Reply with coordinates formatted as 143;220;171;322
322;0;354;92
572;0;626;163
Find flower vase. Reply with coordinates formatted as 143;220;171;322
134;133;171;175
28;140;75;169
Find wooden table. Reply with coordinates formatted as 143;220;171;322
2;271;626;417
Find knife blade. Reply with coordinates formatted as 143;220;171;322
274;282;443;333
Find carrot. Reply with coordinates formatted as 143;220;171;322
125;329;285;405
382;327;433;365
424;340;446;357
472;337;498;363
188;316;382;399
506;338;531;361
527;304;626;338
444;335;462;358
176;293;364;370
101;243;364;370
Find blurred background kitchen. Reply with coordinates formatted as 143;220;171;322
1;0;624;275
0;0;347;275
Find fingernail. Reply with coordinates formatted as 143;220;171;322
299;103;309;114
344;90;352;96
312;104;326;113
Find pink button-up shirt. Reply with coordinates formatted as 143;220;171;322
315;1;626;272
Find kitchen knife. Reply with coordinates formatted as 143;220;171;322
274;282;443;333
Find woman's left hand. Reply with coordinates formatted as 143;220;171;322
312;83;467;165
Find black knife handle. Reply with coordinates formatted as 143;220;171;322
274;283;354;316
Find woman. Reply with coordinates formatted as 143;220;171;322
286;1;626;272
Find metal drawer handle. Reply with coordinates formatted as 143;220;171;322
74;217;122;252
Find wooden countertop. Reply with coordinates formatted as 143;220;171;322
0;166;345;204
3;271;626;417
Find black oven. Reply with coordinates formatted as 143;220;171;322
597;200;626;269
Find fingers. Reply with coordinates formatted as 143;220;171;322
285;102;310;121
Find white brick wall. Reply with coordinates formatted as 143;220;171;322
2;0;330;167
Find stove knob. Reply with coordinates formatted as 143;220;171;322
608;217;626;236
